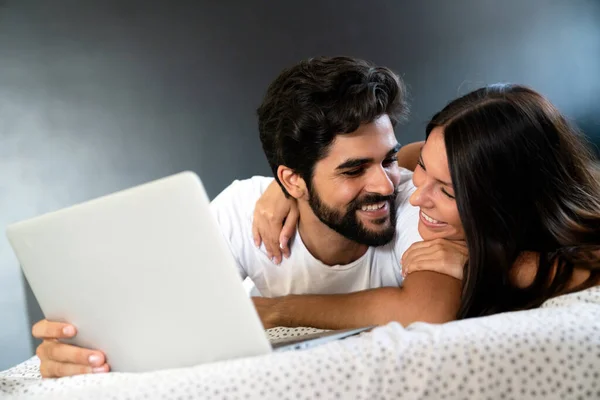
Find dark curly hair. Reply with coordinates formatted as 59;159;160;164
257;56;408;195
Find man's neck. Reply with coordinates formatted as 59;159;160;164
297;204;368;266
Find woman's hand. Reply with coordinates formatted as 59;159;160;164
252;180;299;264
401;238;468;280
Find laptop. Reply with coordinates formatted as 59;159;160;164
6;171;373;373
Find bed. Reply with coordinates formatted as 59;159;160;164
2;286;599;400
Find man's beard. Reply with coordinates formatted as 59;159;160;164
308;185;398;247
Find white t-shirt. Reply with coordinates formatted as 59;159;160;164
210;168;422;297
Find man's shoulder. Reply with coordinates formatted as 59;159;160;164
209;176;275;277
394;167;419;223
394;167;416;207
209;176;275;240
210;176;274;215
385;167;421;257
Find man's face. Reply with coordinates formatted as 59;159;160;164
307;115;402;246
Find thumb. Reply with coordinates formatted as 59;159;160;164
280;207;299;258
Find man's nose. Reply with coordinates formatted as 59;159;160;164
366;166;395;196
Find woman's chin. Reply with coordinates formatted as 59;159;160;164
418;221;465;241
418;221;449;241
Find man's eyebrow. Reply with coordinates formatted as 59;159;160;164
336;158;372;170
336;144;402;170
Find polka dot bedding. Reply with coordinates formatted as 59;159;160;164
2;287;599;400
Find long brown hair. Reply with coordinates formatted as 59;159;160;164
427;84;600;318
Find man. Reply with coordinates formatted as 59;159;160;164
32;56;461;378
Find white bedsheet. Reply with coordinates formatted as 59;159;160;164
2;287;599;400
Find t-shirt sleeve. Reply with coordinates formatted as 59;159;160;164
209;176;274;280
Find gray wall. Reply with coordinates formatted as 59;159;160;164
1;0;599;370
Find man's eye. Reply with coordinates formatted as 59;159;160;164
343;169;364;177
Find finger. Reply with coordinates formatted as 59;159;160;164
436;238;468;255
252;221;262;248
445;239;468;251
408;238;459;251
402;244;438;267
401;243;417;266
280;208;298;259
407;258;435;273
408;257;463;280
264;240;281;265
401;240;432;265
32;320;76;340
404;258;443;278
272;250;282;265
401;248;413;273
38;340;106;367
262;235;273;260
401;248;414;276
406;240;436;251
40;360;109;378
272;237;283;264
279;236;290;259
404;239;461;266
402;246;442;277
266;227;283;264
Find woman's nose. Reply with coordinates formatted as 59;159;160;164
409;184;434;208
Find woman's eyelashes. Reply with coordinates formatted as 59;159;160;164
441;188;455;199
417;156;454;199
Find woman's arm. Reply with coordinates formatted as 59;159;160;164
397;141;425;171
253;271;462;329
251;180;298;264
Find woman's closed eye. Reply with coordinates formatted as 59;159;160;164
441;188;455;199
418;154;454;198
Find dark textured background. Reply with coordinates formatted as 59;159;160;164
1;0;598;369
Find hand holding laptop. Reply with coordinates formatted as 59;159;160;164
33;297;277;378
14;172;371;379
32;320;109;378
32;298;275;378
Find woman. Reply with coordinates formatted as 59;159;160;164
253;83;600;318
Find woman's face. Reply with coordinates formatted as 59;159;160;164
409;127;465;241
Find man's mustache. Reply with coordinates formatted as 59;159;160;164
347;190;398;212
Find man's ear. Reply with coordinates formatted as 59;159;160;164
277;165;308;199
